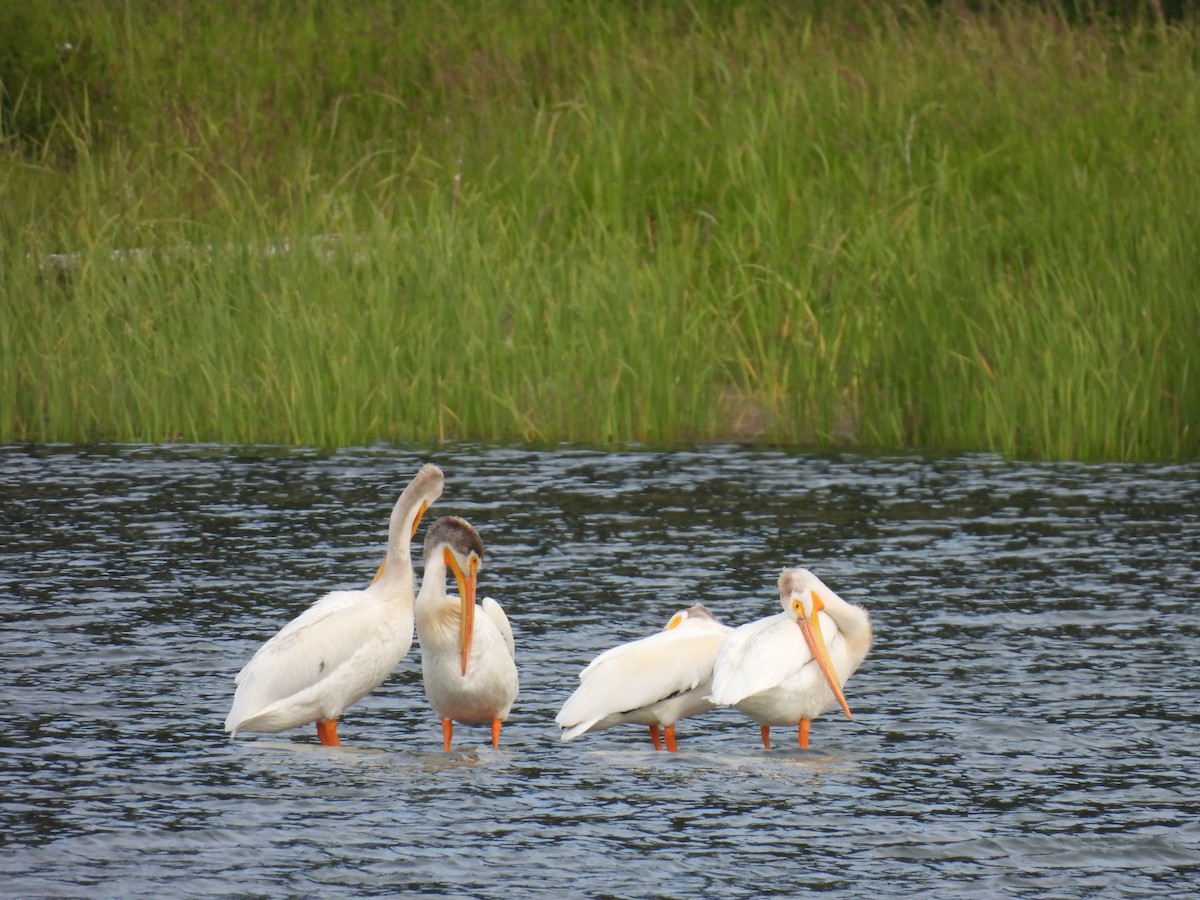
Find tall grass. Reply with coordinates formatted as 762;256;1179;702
2;1;1197;459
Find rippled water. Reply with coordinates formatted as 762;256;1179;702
2;444;1198;898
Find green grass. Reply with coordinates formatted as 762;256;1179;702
2;1;1197;459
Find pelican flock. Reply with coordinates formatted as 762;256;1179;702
224;463;444;745
415;516;519;750
224;462;872;753
556;604;732;752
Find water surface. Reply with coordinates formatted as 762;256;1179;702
2;444;1197;897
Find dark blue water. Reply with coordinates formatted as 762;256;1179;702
2;444;1197;898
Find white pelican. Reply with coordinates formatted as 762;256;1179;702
708;567;872;750
415;516;518;751
555;604;732;752
224;463;444;746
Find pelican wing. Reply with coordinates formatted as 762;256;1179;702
480;596;515;659
556;623;728;734
707;612;813;706
225;589;384;732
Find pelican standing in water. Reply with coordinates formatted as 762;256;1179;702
708;567;872;750
555;605;732;752
224;464;444;745
415;516;518;751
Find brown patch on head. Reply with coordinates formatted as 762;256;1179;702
423;515;485;561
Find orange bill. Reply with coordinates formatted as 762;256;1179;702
798;590;853;719
445;547;477;677
411;500;430;538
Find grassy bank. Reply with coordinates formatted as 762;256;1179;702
2;1;1197;459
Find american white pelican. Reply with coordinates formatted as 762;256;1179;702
555;604;732;752
415;516;518;751
708;567;872;750
224;463;444;746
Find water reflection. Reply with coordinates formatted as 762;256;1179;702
1;443;1198;897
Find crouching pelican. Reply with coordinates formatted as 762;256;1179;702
556;604;732;752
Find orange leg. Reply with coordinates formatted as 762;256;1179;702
316;719;340;746
442;718;454;752
664;724;678;753
649;724;663;751
760;724;772;750
491;718;502;749
798;719;811;749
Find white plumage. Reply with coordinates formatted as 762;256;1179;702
224;464;444;745
709;567;871;750
556;604;732;751
415;516;519;750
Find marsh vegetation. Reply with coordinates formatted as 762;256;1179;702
2;2;1196;459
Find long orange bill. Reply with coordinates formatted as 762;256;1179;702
798;590;853;720
371;558;386;584
411;500;429;538
445;548;477;677
460;570;476;677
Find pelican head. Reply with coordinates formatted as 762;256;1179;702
664;603;719;631
370;463;445;585
779;568;853;720
423;516;485;676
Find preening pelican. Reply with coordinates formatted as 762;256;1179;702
415;516;518;751
708;567;871;750
224;464;444;746
555;605;732;752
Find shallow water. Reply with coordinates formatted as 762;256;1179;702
2;443;1197;898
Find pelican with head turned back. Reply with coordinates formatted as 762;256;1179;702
415;516;519;751
556;604;732;752
224;464;444;746
708;567;872;750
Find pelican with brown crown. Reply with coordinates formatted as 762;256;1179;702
415;516;519;751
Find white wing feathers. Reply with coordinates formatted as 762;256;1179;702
707;613;815;706
480;596;515;659
224;590;386;732
556;626;726;735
